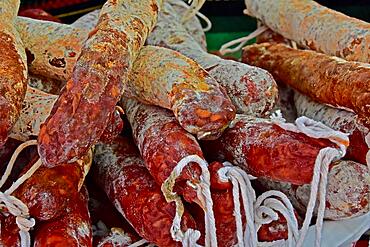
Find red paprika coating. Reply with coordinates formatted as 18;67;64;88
33;186;93;247
37;0;161;167
201;115;334;185
122;99;203;203
92;135;198;247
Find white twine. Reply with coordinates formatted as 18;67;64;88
0;139;41;247
182;0;206;24
270;112;348;247
170;0;212;31
215;113;348;247
219;25;269;55
161;154;217;247
218;163;258;247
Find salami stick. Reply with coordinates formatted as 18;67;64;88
9;86;123;143
92;136;198;246
13;150;92;221
72;9;100;31
0;0;28;146
294;92;369;166
256;160;369;220
122;99;204;203
33;186;93;247
0;215;20;246
37;0;161;167
16;17;87;82
167;0;207;50
86;181;140;247
201;115;338;185
147;2;278;116
243;43;370;127
244;0;370;62
127;45;235;139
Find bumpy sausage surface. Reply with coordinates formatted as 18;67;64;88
242;43;370;127
127;45;235;140
147;2;278;116
244;0;370;62
201;115;334;185
92;135;198;246
37;0;161;166
0;0;28;146
122;99;203;203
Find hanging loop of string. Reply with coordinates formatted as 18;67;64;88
0;139;41;247
219;25;268;55
161;154;217;247
181;0;206;24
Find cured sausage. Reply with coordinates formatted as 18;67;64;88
0;0;28;146
256;160;369;220
0;215;20;247
294;91;369;165
37;0;162;167
33;186;93;247
127;45;235;140
147;2;278;117
13;150;92;221
122;99;203;203
242;43;370;127
92;135;198;246
72;10;100;31
244;0;370;62
201;115;336;185
16;17;88;82
167;0;207;50
9;86;122;144
86;181;140;247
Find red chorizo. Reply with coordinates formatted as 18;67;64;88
122;99;203;203
147;2;278;117
0;214;20;247
86;180;140;246
244;0;370;62
256;160;369;220
242;43;370;127
37;0;162;167
201;115;336;185
33;186;93;247
92;135;198;246
13;150;92;221
127;45;235;140
294;92;369;165
0;0;28;147
10;86;123;144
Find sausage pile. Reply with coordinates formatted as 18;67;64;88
0;0;369;246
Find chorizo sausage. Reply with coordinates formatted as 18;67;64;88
244;0;370;62
33;186;93;247
122;98;203;203
127;45;235;140
242;43;370;127
294;91;369;165
0;0;28;146
147;2;278;117
201;115;335;185
92;135;198;246
16;17;87;82
256;160;369;220
37;0;162;167
13;150;92;221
